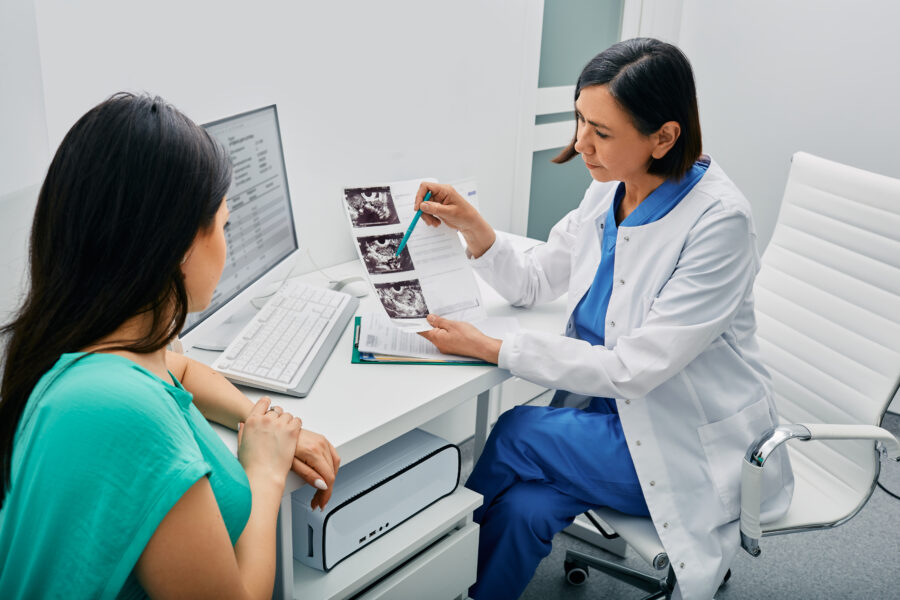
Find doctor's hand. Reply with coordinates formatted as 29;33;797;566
292;429;341;510
418;314;502;364
415;182;496;258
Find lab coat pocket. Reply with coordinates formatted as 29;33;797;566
697;397;773;518
630;293;655;330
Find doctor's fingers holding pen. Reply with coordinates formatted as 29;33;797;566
415;182;496;259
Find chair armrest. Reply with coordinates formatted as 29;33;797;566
740;424;810;556
739;423;900;557
800;423;900;460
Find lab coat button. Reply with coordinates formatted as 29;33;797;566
680;563;685;569
625;399;631;404
650;481;656;486
609;320;615;327
624;235;630;242
618;279;625;286
663;522;668;528
635;440;641;446
600;222;605;229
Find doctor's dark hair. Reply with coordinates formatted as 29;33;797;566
0;93;232;507
553;37;702;180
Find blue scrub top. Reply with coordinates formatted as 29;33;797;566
572;158;710;412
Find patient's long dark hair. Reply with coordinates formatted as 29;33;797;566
0;93;232;508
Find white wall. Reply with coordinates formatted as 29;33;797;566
0;0;49;197
1;0;545;434
676;0;900;250
623;0;683;43
33;0;541;272
2;0;543;320
0;0;49;322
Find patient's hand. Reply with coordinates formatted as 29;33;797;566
418;314;502;364
292;429;341;510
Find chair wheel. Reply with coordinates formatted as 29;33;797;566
564;558;589;586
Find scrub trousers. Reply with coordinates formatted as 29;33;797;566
464;399;649;600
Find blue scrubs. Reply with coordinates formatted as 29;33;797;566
465;160;709;600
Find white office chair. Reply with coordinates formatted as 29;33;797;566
563;152;900;598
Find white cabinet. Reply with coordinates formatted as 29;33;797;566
357;523;478;600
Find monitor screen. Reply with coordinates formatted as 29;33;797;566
182;105;298;334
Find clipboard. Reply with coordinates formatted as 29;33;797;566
351;317;491;366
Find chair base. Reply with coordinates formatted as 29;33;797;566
564;549;676;599
564;515;628;558
564;549;733;599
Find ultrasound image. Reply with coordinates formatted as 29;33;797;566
344;186;400;227
358;233;415;274
374;279;429;319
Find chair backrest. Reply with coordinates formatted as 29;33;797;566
754;152;900;502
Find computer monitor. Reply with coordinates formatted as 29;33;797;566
180;105;300;350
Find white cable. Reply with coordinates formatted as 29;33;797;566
303;246;338;284
248;247;350;309
248;250;305;309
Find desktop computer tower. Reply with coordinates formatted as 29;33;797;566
291;428;460;571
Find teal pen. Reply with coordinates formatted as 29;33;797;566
394;191;432;256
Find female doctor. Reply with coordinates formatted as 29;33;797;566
417;38;793;599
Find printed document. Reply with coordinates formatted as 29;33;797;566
341;178;486;330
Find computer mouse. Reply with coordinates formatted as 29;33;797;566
331;277;370;298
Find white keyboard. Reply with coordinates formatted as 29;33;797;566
213;280;359;397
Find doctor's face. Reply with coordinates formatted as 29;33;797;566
573;85;659;184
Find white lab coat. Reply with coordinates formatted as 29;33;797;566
471;158;793;599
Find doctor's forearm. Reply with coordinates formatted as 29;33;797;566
478;337;502;364
498;331;661;400
460;218;496;259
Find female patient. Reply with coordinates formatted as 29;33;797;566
0;93;339;599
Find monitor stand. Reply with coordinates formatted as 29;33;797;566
190;299;260;352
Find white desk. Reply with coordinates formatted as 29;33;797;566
185;233;568;599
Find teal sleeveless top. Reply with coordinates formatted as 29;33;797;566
0;352;252;599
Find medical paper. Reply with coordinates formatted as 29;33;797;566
342;178;487;330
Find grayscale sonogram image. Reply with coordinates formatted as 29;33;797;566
357;233;415;274
344;186;400;227
374;279;429;318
